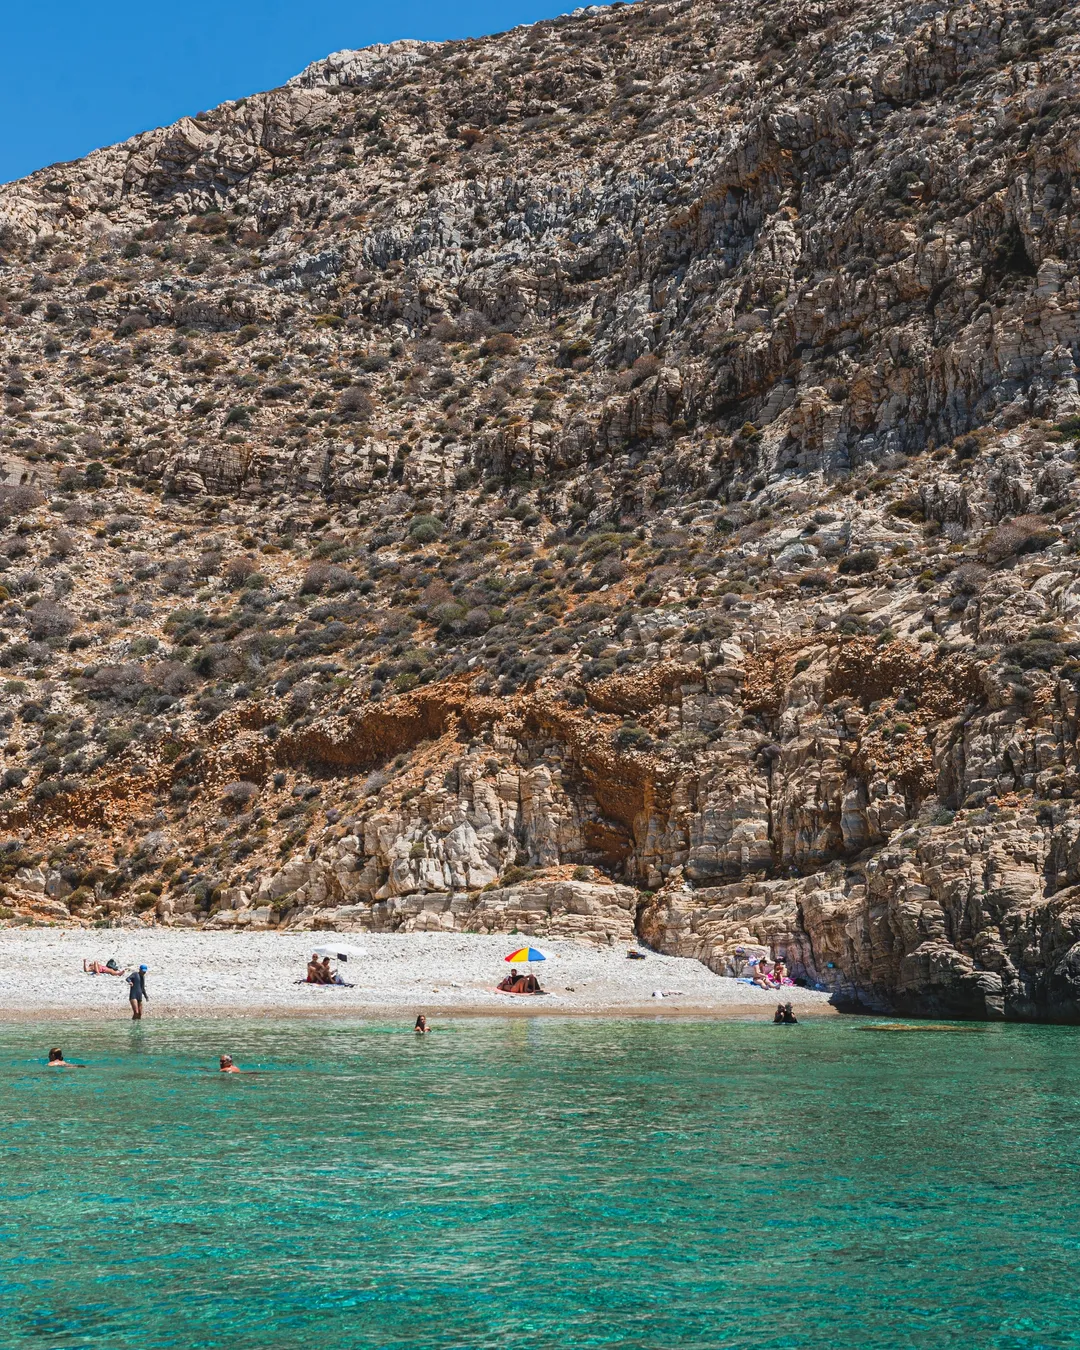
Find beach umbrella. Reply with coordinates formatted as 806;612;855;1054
504;946;547;963
311;944;369;962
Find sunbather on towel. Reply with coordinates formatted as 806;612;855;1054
83;958;125;976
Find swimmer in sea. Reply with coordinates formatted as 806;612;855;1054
414;1014;429;1034
218;1055;260;1074
47;1047;85;1068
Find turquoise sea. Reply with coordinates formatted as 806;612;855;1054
1;1016;1078;1350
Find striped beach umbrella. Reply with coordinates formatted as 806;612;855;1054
504;946;547;963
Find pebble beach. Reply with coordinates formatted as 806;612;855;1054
0;930;837;1020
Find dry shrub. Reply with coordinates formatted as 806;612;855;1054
338;387;374;418
300;562;356;595
28;600;76;639
630;352;662;385
480;332;519;357
221;780;258;811
0;485;44;517
49;530;77;559
983;515;1058;563
0;536;29;559
949;563;988;596
87;663;147;702
148;660;198;696
223;556;257;589
159;559;192;594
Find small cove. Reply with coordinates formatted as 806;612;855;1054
1;1017;1078;1349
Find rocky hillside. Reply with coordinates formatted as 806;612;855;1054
0;0;1079;1020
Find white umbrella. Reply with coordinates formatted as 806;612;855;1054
311;944;369;962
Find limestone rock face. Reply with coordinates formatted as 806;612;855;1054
2;0;1080;1020
211;876;637;944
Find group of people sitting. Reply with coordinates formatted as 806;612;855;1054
496;966;545;995
750;957;794;990
303;955;353;987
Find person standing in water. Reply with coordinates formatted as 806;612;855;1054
414;1015;429;1035
219;1055;241;1073
126;964;148;1019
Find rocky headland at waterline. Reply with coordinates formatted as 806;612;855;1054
1;0;1079;1021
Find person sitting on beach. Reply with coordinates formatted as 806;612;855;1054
47;1047;84;1068
752;960;773;990
306;955;327;984
318;955;356;988
83;958;125;976
320;956;353;987
773;960;794;987
415;1015;429;1035
497;968;545;995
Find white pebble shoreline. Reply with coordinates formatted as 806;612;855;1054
0;930;837;1020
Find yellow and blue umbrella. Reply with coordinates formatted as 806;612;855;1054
504;946;547;963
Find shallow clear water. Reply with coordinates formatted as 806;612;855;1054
1;1016;1079;1350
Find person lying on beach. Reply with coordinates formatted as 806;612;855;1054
415;1015;429;1034
47;1047;85;1068
84;958;125;976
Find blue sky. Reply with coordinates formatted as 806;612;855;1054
1;0;589;185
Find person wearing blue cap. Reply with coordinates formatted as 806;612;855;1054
125;964;149;1020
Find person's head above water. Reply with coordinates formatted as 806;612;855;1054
220;1055;233;1067
48;1047;63;1062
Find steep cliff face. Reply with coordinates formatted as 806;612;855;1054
0;0;1079;1018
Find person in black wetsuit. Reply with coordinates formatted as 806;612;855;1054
126;965;148;1020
